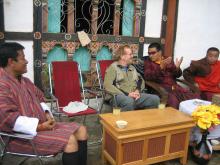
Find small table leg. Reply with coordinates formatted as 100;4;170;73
102;154;107;165
180;156;187;165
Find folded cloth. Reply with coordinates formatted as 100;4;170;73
63;101;88;114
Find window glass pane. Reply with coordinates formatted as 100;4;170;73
75;0;92;33
48;0;61;33
97;0;114;34
145;0;163;37
4;0;33;32
96;46;112;61
122;0;134;36
73;47;91;72
47;45;68;63
143;44;150;57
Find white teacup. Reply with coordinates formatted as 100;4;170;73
116;120;128;129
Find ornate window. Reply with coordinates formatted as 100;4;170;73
45;0;137;35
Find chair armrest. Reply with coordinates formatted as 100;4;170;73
46;93;63;115
0;132;34;140
84;88;101;98
102;89;114;97
45;98;55;103
145;81;168;104
48;93;58;101
176;79;201;94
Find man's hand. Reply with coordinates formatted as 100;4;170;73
194;83;199;88
175;56;183;68
45;110;53;121
37;118;56;131
128;90;140;100
160;57;172;69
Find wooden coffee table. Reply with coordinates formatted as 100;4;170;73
99;107;195;165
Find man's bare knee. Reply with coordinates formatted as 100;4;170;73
75;126;88;141
64;134;78;153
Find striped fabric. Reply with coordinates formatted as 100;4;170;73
0;67;3;77
0;70;80;155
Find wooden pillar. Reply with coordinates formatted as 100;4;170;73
113;0;121;35
67;0;74;33
33;1;43;89
48;0;61;33
133;0;141;37
163;0;178;58
42;3;48;33
91;0;99;34
137;0;147;58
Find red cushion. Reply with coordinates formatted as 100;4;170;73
60;107;97;117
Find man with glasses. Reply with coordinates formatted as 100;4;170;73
104;45;159;111
144;42;200;109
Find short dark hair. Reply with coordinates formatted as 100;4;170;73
0;42;24;67
148;42;162;51
206;47;219;54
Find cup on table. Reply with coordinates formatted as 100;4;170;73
116;120;128;129
113;107;121;115
158;103;166;110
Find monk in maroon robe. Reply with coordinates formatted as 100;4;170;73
183;47;220;101
144;42;200;109
0;43;87;165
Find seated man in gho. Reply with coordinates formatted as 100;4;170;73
104;45;160;111
0;42;87;165
183;47;220;101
